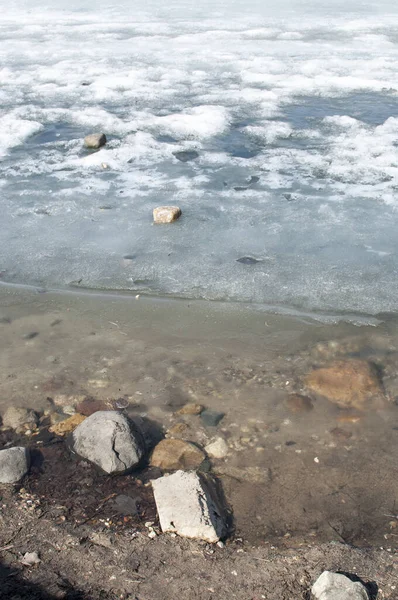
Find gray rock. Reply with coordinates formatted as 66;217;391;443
312;572;369;600
84;133;107;149
200;409;225;427
0;447;30;483
71;411;144;474
152;470;227;542
2;406;38;431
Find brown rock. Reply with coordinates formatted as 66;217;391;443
150;439;206;471
153;206;181;224
76;397;109;416
330;427;352;441
177;403;204;416
304;359;384;409
49;414;86;436
285;394;313;413
167;422;188;436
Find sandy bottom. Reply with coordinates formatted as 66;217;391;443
0;284;397;598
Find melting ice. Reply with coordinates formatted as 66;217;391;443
1;0;398;314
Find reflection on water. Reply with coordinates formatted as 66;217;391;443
0;284;397;546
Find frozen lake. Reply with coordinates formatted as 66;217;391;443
1;0;398;316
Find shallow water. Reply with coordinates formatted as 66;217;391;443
1;284;397;546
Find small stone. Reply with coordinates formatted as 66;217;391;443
172;150;199;163
0;447;30;484
153;206;181;224
49;413;86;436
71;411;144;474
205;438;229;459
113;494;139;516
150;439;206;471
21;551;41;567
152;470;227;542
236;257;261;265
304;360;384;409
2;407;38;432
200;409;225;427
285;394;313;413
311;571;369;600
84;133;107;149
177;403;204;416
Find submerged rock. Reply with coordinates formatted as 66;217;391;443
311;571;369;600
0;447;30;484
84;133;107;149
200;409;225;427
173;150;199;162
205;437;229;459
304;359;384;409
285;394;313;413
177;403;203;415
153;206;182;224
71;411;144;474
2;406;38;432
150;439;206;471
236;256;261;265
152;470;227;542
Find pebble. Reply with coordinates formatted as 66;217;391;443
153;206;182;224
285;394;313;413
84;133;107;149
2;406;38;432
172;150;199;162
200;409;225;427
205;437;229;459
177;403;204;415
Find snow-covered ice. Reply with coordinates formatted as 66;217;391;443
1;0;398;315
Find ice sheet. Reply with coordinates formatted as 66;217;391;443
1;0;398;314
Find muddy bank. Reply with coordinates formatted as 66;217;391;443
0;284;397;597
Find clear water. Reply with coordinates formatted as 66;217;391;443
2;0;398;316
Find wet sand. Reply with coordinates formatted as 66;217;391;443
1;283;397;550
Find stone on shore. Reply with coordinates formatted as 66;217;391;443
84;133;107;149
71;411;144;474
153;206;181;224
150;439;206;471
205;437;229;459
0;447;30;484
304;359;383;409
2;406;38;432
311;571;369;600
152;470;227;542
